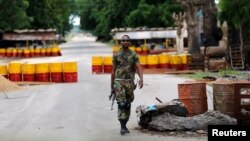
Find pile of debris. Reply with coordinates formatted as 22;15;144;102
136;100;236;131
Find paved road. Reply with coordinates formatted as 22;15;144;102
0;33;207;141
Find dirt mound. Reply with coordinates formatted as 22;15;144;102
0;75;22;93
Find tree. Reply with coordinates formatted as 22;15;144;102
219;0;250;52
0;0;30;31
177;0;206;54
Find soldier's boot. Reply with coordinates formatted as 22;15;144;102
119;119;129;135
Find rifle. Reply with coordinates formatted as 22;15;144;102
109;91;116;111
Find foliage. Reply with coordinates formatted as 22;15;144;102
78;0;182;40
0;0;76;34
0;0;30;31
218;69;239;77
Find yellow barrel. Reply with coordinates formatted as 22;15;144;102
36;63;49;73
6;48;12;57
30;48;35;57
46;47;52;56
23;64;35;74
63;61;77;82
51;47;59;56
50;62;63;82
142;45;148;55
35;48;40;56
147;55;159;68
17;48;23;57
139;55;147;68
63;61;77;73
0;48;6;56
92;56;103;74
9;61;22;81
103;56;112;73
9;61;22;73
36;63;50;82
24;48;30;58
170;54;181;70
179;54;188;70
0;65;8;76
40;48;47;56
12;48;17;57
159;53;170;68
23;64;36;81
92;56;103;66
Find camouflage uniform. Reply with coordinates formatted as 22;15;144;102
113;49;138;120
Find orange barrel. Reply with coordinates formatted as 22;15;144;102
22;64;36;81
6;48;12;57
139;55;147;69
147;55;159;68
36;63;50;82
180;54;188;70
212;82;236;117
170;54;181;70
103;56;112;73
92;56;103;74
136;47;142;54
30;48;35;57
23;48;30;58
0;65;8;79
142;45;148;55
112;45;120;54
50;62;63;83
35;48;40;57
0;48;6;57
51;47;59;56
63;61;78;82
9;61;22;81
178;82;207;116
159;53;170;68
17;48;23;57
46;47;52;56
40;48;47;56
12;48;17;57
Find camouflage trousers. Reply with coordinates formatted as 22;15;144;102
113;79;136;120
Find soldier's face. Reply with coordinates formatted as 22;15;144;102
121;36;130;48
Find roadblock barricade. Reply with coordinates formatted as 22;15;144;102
50;62;63;83
36;63;50;82
9;61;22;81
0;65;8;79
63;61;78;82
103;56;112;73
147;55;158;68
23;63;36;81
139;55;147;69
92;56;103;74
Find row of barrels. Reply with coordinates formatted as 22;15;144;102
0;61;77;83
112;45;149;55
0;47;61;58
139;53;190;70
92;56;112;74
92;53;190;74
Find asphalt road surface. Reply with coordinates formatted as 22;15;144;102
0;33;208;141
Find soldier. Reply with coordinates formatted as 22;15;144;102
111;35;143;135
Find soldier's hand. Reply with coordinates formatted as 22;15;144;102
139;80;143;89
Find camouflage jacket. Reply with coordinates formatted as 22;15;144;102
113;49;139;80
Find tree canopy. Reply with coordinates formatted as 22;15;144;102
0;0;75;35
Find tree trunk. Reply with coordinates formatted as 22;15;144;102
186;5;200;54
203;0;218;46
